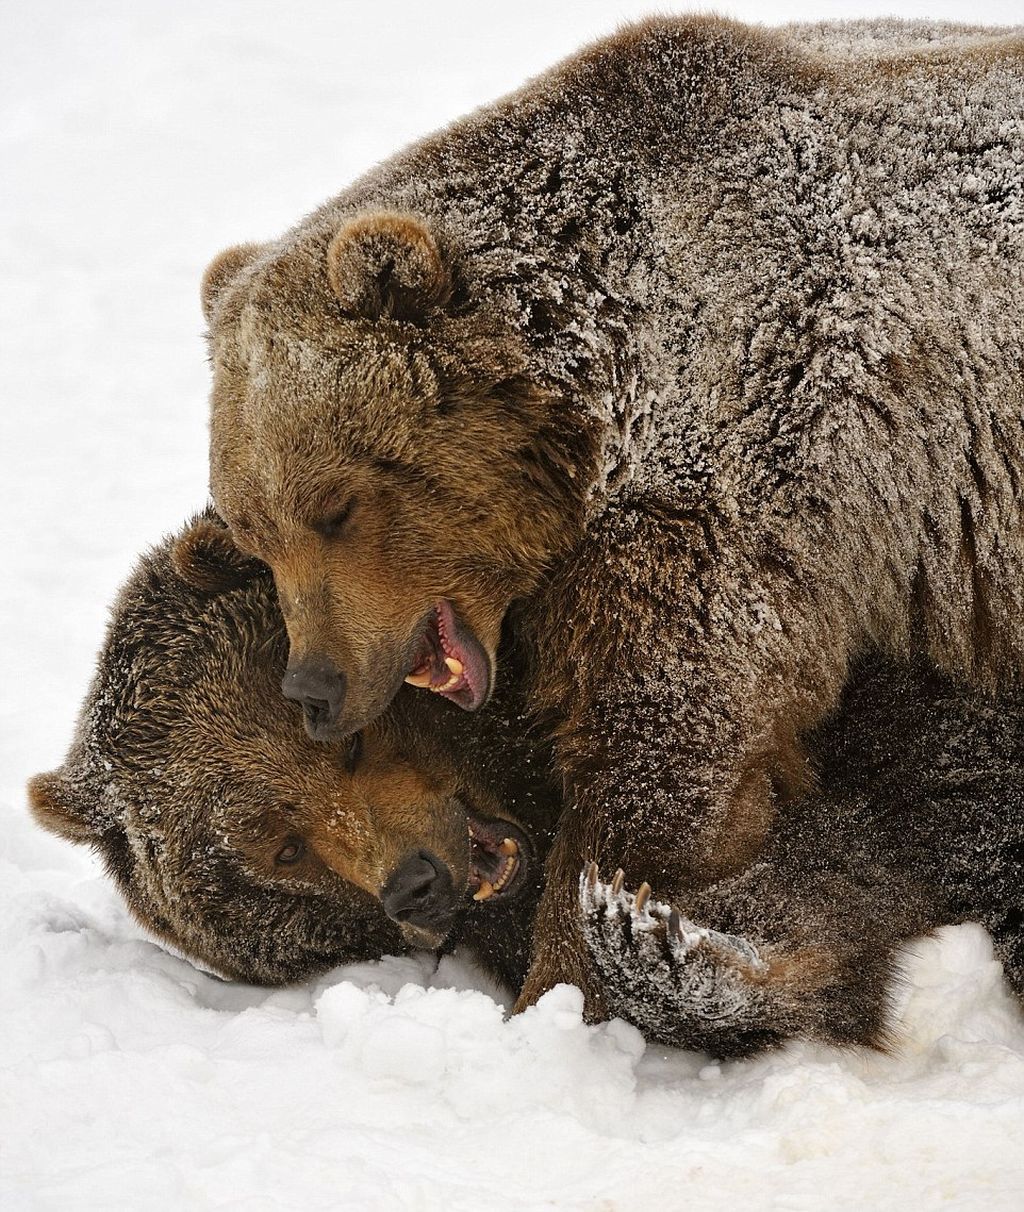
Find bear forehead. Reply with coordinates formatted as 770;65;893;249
215;238;523;406
215;302;443;445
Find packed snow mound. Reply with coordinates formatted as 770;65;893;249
2;829;1023;1211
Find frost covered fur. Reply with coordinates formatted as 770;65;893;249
203;17;1024;1012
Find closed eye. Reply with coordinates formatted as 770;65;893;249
314;497;356;539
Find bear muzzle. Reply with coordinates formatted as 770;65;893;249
281;657;347;739
380;848;458;936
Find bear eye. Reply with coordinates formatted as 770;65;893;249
275;836;306;865
344;732;363;774
315;497;356;540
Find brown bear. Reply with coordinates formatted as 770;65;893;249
28;516;1023;1056
199;17;1024;1012
28;513;557;989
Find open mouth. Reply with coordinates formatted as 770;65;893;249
404;599;491;711
465;811;530;904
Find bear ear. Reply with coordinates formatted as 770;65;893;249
170;514;264;593
28;770;99;845
201;242;268;322
326;212;452;322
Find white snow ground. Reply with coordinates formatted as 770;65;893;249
2;2;1023;1208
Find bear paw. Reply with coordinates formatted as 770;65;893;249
579;863;777;1054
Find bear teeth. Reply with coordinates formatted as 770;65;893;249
492;854;517;890
470;853;518;901
405;602;482;700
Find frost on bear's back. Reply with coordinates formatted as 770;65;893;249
782;19;1022;58
268;17;1024;517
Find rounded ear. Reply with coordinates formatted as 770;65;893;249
201;242;268;322
327;212;451;322
170;514;264;593
28;770;99;845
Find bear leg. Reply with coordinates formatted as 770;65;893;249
579;865;910;1057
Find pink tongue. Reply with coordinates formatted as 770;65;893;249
404;601;487;709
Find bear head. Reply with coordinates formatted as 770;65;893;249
202;212;598;738
28;512;544;983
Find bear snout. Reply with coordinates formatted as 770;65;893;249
281;657;346;740
380;848;456;933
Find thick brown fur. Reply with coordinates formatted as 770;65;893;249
203;18;1024;1011
581;652;1024;1055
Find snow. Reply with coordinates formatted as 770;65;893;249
2;2;1023;1208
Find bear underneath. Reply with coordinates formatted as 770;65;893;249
29;515;1024;1056
28;513;557;989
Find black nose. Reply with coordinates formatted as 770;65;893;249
281;657;346;740
381;849;456;931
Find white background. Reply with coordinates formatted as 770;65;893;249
2;3;1023;1208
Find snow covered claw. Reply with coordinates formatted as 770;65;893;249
579;865;778;1056
580;866;764;964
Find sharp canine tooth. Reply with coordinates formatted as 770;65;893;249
444;656;464;676
473;881;494;901
499;838;518;856
405;670;433;688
